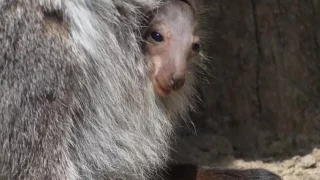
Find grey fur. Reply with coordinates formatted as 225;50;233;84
0;0;200;179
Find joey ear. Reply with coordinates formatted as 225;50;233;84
180;0;196;13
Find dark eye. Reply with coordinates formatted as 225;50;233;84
192;43;201;52
150;31;164;42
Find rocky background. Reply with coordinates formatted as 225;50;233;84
172;1;320;179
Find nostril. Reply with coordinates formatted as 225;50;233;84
172;76;185;91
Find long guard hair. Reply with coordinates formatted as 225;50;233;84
0;0;202;179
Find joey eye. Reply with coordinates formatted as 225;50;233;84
150;31;164;42
192;43;201;52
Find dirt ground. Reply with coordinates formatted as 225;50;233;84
227;151;320;180
172;133;320;180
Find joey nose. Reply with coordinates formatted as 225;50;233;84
172;74;185;91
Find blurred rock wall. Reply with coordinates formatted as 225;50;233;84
173;0;320;165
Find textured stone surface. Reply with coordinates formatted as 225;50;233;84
172;0;320;179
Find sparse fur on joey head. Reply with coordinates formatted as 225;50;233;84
143;0;201;97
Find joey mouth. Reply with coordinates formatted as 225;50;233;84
152;76;173;97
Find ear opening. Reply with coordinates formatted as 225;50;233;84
180;0;197;13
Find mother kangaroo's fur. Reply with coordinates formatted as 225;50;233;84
0;0;200;179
